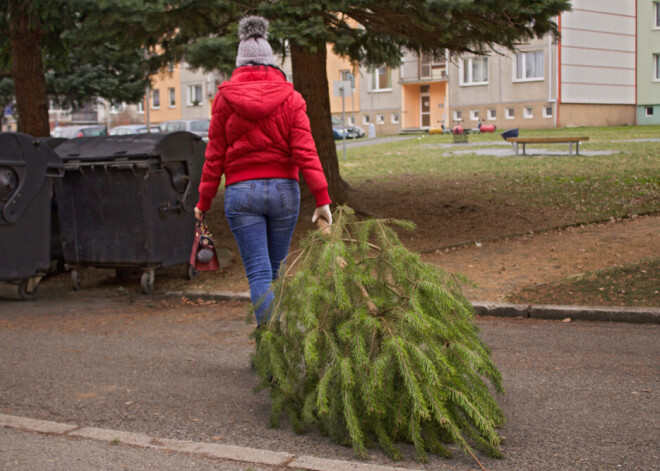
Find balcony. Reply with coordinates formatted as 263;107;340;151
400;52;448;84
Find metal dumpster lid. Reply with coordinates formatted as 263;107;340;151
54;131;204;163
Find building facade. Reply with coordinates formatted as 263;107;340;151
447;0;638;131
637;0;660;124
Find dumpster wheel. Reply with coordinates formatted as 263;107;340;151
71;269;81;291
187;265;200;280
18;278;40;301
141;270;155;295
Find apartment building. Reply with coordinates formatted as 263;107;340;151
399;51;448;132
637;0;660;124
448;0;637;130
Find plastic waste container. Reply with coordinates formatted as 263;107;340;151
0;132;64;300
53;132;205;294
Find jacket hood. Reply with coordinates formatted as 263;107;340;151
220;77;293;121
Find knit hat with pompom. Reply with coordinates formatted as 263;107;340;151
235;16;275;67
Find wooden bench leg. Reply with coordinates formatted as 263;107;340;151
522;143;527;155
576;141;580;155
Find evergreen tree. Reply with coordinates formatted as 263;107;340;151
253;206;505;462
0;0;148;136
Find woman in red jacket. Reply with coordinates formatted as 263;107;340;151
195;16;332;326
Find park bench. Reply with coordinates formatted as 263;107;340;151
506;136;590;155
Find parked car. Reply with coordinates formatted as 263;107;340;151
159;119;210;139
331;117;364;140
109;124;161;135
52;125;107;139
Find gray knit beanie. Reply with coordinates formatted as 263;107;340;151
236;16;275;67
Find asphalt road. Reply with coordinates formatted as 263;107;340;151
0;286;658;470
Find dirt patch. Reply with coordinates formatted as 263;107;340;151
22;181;658;307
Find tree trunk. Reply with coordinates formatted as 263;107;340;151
290;42;347;205
9;2;50;137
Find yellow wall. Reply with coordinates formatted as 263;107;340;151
401;82;447;129
327;45;360;115
146;65;182;124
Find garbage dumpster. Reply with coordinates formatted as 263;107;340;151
53;132;205;294
0;132;64;300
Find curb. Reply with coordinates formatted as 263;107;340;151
0;413;425;471
168;291;660;324
471;301;660;324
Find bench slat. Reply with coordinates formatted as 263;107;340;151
506;137;589;143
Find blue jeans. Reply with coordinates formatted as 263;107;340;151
224;179;300;325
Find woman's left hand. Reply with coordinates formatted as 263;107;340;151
194;207;205;221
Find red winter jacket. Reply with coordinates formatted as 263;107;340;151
196;65;331;212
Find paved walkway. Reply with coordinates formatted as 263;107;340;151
1;293;658;470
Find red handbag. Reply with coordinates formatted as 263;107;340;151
190;215;220;271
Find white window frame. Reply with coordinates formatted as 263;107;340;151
469;109;479;121
523;106;534;119
391;112;400;124
187;84;203;106
505;107;515;120
376;114;385;125
347;116;355;126
654;54;660;81
513;51;544;82
371;67;392;92
137;101;144;114
459;56;489;86
487;109;497;120
152;89;160;110
646;106;654;117
543;105;553;118
362;115;371;125
453;110;463;122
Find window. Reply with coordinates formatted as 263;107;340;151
137;101;144;114
340;70;355;90
647;107;654;117
655;2;660;28
376;114;385;125
420;52;446;79
505;108;515;119
460;57;488;85
362;115;371;125
487;109;497;120
168;88;176;108
543;106;553;118
372;67;392;91
188;84;203;106
469;110;479;121
655;54;660;81
391;112;400;124
167;62;175;73
515;51;544;81
347;116;354;126
453;110;463;121
523;106;533;119
152;90;160;109
110;103;124;114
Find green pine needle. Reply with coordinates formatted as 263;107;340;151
254;205;505;461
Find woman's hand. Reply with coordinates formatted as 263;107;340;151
312;204;332;226
194;206;205;221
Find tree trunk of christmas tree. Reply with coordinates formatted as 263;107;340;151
290;42;347;205
9;2;50;137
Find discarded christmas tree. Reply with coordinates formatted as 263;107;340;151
253;206;504;462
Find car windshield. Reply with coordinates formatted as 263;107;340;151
190;120;209;132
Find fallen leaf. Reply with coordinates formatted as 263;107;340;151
562;318;572;323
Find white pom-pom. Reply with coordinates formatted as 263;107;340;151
238;16;269;41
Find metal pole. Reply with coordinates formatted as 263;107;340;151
341;86;346;160
145;84;151;132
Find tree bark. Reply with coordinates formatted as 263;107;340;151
290;42;347;205
9;2;50;137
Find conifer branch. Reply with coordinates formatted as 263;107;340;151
254;205;504;462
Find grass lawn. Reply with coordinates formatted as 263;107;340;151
507;257;660;308
340;125;660;224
